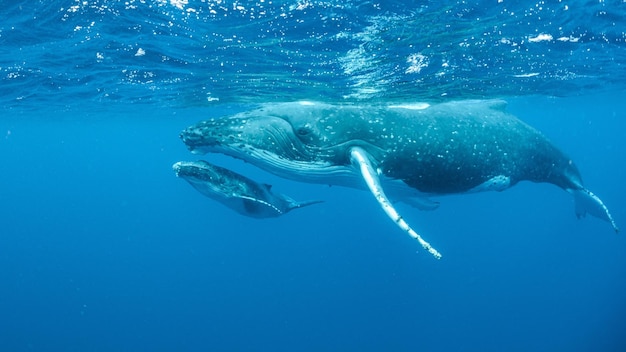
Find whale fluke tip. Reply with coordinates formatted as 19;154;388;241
571;188;619;233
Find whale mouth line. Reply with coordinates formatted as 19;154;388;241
194;132;387;186
224;145;359;185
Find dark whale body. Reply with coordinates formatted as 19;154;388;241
179;100;618;257
338;101;582;194
173;160;321;218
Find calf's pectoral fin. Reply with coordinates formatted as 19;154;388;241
240;195;284;216
349;146;442;259
570;188;619;233
287;199;324;211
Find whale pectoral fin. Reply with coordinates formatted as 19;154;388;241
349;146;442;259
570;188;619;233
287;199;324;211
239;195;284;217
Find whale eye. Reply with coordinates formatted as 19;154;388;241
296;126;311;136
294;124;317;143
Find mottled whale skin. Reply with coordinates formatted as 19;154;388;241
181;100;575;192
173;160;321;218
179;100;618;256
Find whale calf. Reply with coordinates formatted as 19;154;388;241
179;100;619;258
173;160;322;218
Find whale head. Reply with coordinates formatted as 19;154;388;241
180;101;385;184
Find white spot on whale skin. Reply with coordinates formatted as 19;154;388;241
467;175;511;193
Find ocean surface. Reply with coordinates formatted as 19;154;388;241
1;1;625;351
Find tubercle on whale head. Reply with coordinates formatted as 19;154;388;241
179;119;224;154
179;111;316;162
172;160;221;181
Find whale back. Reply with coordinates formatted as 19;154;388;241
379;104;585;194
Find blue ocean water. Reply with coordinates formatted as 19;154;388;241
1;1;625;351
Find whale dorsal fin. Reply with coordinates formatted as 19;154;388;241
349;146;442;259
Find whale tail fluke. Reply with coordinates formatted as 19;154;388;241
570;188;619;233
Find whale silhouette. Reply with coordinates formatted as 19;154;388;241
180;100;618;258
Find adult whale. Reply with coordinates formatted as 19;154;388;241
173;160;322;218
180;100;619;258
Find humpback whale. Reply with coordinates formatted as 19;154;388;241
180;100;619;258
173;160;322;218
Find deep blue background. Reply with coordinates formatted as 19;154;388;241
1;0;625;351
1;94;624;351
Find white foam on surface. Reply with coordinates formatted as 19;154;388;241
528;33;553;42
388;103;430;110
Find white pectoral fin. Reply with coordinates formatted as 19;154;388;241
349;147;442;259
570;188;619;233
